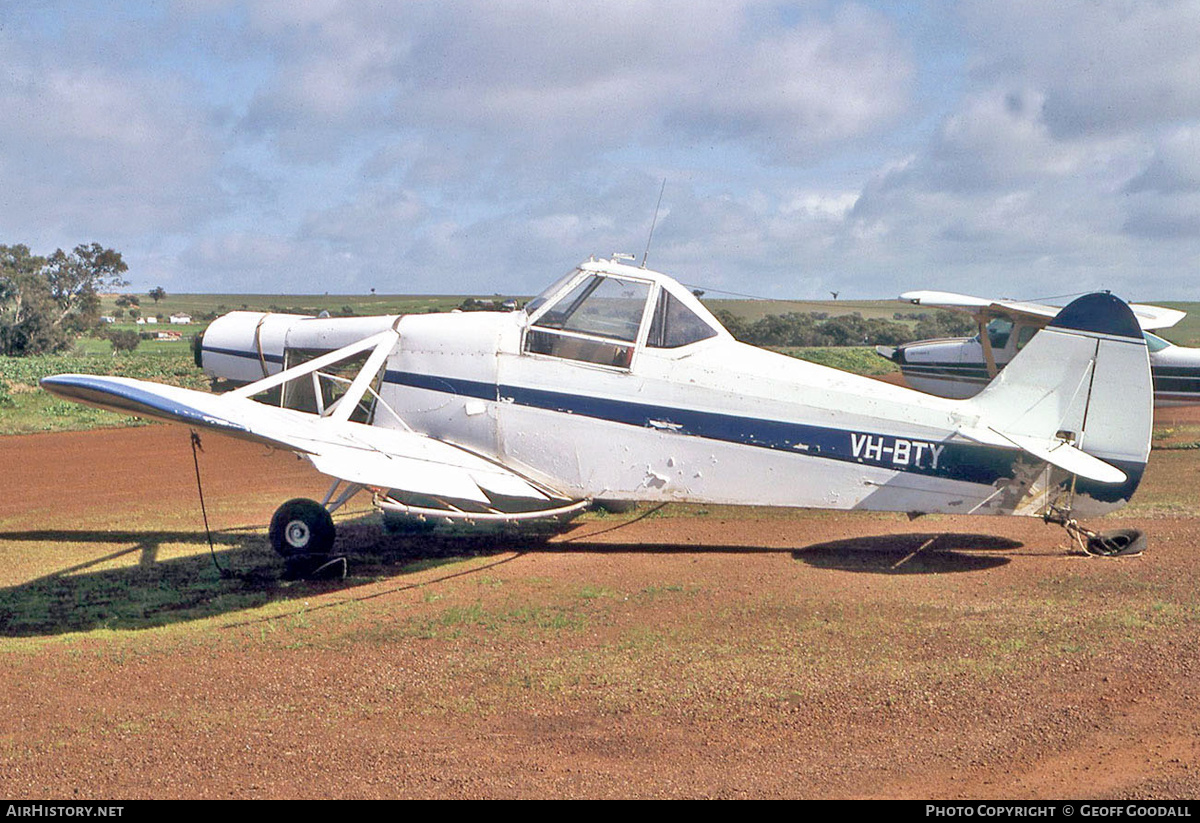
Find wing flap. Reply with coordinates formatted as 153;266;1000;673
306;451;494;503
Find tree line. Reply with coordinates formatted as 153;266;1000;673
3;240;976;357
0;243;129;356
712;307;975;348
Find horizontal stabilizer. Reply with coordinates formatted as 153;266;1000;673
954;423;1127;484
987;429;1126;484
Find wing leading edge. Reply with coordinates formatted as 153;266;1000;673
898;290;1185;331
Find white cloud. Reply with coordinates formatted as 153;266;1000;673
961;0;1200;138
236;1;913;167
5;1;1200;301
0;48;224;241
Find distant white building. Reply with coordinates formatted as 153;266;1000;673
170;314;192;325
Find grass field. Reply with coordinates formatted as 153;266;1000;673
0;345;204;434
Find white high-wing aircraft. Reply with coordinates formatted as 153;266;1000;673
42;258;1154;575
878;291;1197;406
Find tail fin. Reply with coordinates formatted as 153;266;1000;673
965;293;1152;513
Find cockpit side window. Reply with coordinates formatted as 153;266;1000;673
524;274;651;368
985;317;1014;350
646;289;719;348
1144;331;1172;352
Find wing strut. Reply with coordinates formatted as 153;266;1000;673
227;324;401;401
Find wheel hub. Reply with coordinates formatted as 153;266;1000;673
286;520;311;548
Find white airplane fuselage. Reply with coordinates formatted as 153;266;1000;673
379;309;1137;519
39;258;1156;572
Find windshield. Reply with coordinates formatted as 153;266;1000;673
533;275;651;342
524;269;582;316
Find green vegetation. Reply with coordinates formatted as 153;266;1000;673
704;297;905;323
96;291;488;323
0;344;205;434
711;304;974;348
777;346;900;376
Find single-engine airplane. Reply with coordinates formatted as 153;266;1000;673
877;290;1199;406
42;257;1154;575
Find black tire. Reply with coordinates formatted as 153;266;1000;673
269;498;336;558
1087;528;1147;557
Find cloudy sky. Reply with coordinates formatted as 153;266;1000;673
3;1;1200;300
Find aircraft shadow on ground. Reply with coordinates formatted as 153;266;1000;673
0;521;528;638
792;532;1020;574
547;530;1019;573
0;523;1020;637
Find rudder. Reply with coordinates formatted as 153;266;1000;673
965;292;1152;512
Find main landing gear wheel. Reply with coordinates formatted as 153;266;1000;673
269;498;345;580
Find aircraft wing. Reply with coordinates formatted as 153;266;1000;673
40;373;561;506
899;290;1185;331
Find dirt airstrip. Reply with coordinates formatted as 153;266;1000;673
1;424;1199;799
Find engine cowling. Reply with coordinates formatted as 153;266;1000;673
197;311;402;385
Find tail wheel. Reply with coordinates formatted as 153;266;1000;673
1086;528;1146;557
269;498;336;558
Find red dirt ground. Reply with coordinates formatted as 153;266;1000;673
1;425;1198;799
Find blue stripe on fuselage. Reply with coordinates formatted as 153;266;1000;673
381;369;1142;503
202;345;285;364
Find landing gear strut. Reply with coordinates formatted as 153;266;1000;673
269;498;346;579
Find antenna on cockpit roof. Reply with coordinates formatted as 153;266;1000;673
641;179;666;269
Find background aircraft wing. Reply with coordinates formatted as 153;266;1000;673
1127;303;1187;330
899;290;1184;331
40;374;562;506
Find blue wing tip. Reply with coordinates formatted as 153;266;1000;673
1048;293;1142;340
40;373;249;434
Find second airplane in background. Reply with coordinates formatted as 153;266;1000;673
876;291;1199;406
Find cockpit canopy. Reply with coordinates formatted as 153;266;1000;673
524;259;724;368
